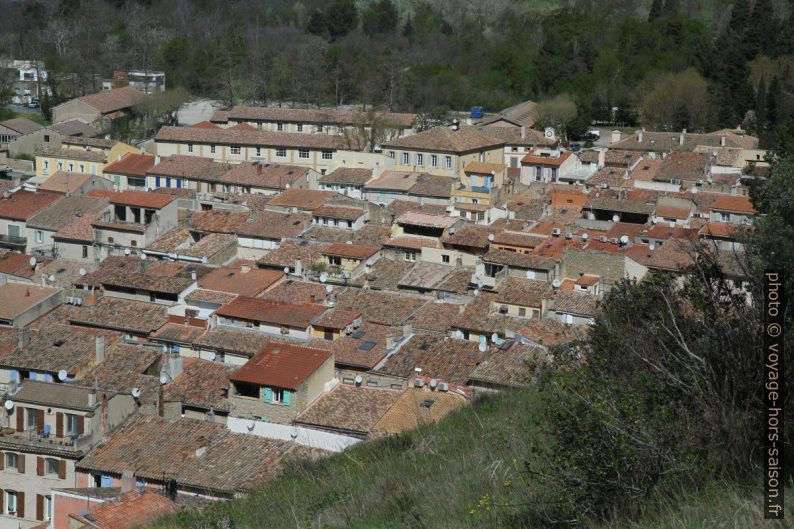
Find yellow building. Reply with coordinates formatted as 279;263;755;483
382;123;504;177
35;136;140;179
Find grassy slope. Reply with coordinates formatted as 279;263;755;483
151;387;791;528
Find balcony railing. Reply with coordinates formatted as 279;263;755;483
0;234;27;247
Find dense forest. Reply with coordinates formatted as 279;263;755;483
2;0;794;146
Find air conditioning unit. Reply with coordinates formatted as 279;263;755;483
599;236;608;243
74;298;83;306
551;228;561;237
414;378;424;388
438;382;449;392
610;238;619;244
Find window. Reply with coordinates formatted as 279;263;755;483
275;148;287;157
67;162;74;172
187;144;193;153
271;388;284;403
401;152;410;165
5;452;18;470
430;154;438;167
46;458;59;475
234;382;259;398
518;307;526;317
43;160;49;174
44;135;50;142
78;164;85;173
230;145;241;155
498;305;508;314
719;212;730;222
91;164;97;175
298;149;310;159
322;150;333;160
5;490;18;515
347;220;353;228
416;153;424;166
277;122;283;131
445;156;453;169
66;413;79;437
82;245;88;259
405;251;416;262
107;237;114;244
57;162;63;171
265;387;291;405
317;125;324;132
130;240;137;247
329;256;342;266
35;230;43;243
297;124;304;132
255;147;261;157
26;408;38;431
44;495;53;520
210;145;216;154
388;151;395;159
442;254;450;264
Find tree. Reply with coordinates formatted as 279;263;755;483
306;9;325;37
325;0;358;41
638;68;710;131
534;93;578;140
755;77;767;131
362;0;398;37
647;0;664;21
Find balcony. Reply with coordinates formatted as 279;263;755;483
0;426;91;454
0;234;27;249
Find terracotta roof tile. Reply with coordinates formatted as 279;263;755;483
0;188;63;221
70;489;178;529
383;125;503;153
200;267;284;297
79;86;143;114
710;194;755;214
215;297;326;328
468;341;546;388
322;243;379;260
295;384;403;434
109;190;175;209
319;167;373;185
155;125;365;151
331;322;404;369
163;359;234;412
230;342;332;389
335;290;428;326
104;153;156;177
226;106;416;127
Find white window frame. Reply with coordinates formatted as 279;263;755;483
297;124;304;132
445;156;453;169
45;457;59;476
187;144;193;153
401;152;409;165
230;145;241;155
35;230;43;243
322;150;333;160
5;490;18;515
67;162;74;172
45;495;53;520
271;388;284;403
78;163;85;173
5;452;18;470
275;148;287;157
43;160;49;174
298;149;310;159
276;123;283;131
210;145;216;154
416;153;424;167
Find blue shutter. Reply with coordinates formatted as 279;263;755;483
100;475;113;488
176;178;182;188
166;177;171;188
283;390;291;406
155;176;161;188
10;370;19;382
264;387;272;403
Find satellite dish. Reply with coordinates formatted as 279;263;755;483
478;341;487;352
201;256;209;264
79;268;86;276
124;248;131;255
29;257;37;267
354;375;363;385
57;370;68;381
131;387;141;399
247;420;255;431
477;279;483;289
455;330;463;339
619;235;629;244
3;400;13;411
159;374;169;385
283;267;290;274
319;273;327;283
487;233;494;242
429;379;438;389
649;244;656;251
325;284;333;293
491;333;499;342
582;233;589;241
140;253;147;261
48;274;55;282
290;427;299;439
552;279;561;288
208;351;217;361
473;289;480;296
612;214;620;222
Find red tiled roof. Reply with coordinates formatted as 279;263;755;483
700;222;735;238
267;188;334;211
200;267;284;297
109;190;175;209
71;490;178;529
79;86;143;114
312;206;364;221
322;243;380;260
710;194;756;214
0;189;62;221
521;150;572;166
655;205;691;220
104;153;156;177
230;342;332;389
53;213;99;242
190;120;219;129
215;297;326;328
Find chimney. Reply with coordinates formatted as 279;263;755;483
720;135;726;147
451;119;460;132
155;154;161;165
520;126;526;140
637;130;643;143
100;393;110;439
309;294;316;304
95;336;105;364
458;304;465;315
256;163;263;175
294;258;302;276
18;328;30;348
88;389;97;407
679;131;685;146
168;354;184;380
240;263;251;273
190;270;197;281
597;148;606;169
386;336;395;349
610;130;621;144
121;470;135;493
403;324;412;338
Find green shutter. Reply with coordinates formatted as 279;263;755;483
283;390;291;406
264;387;272;403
